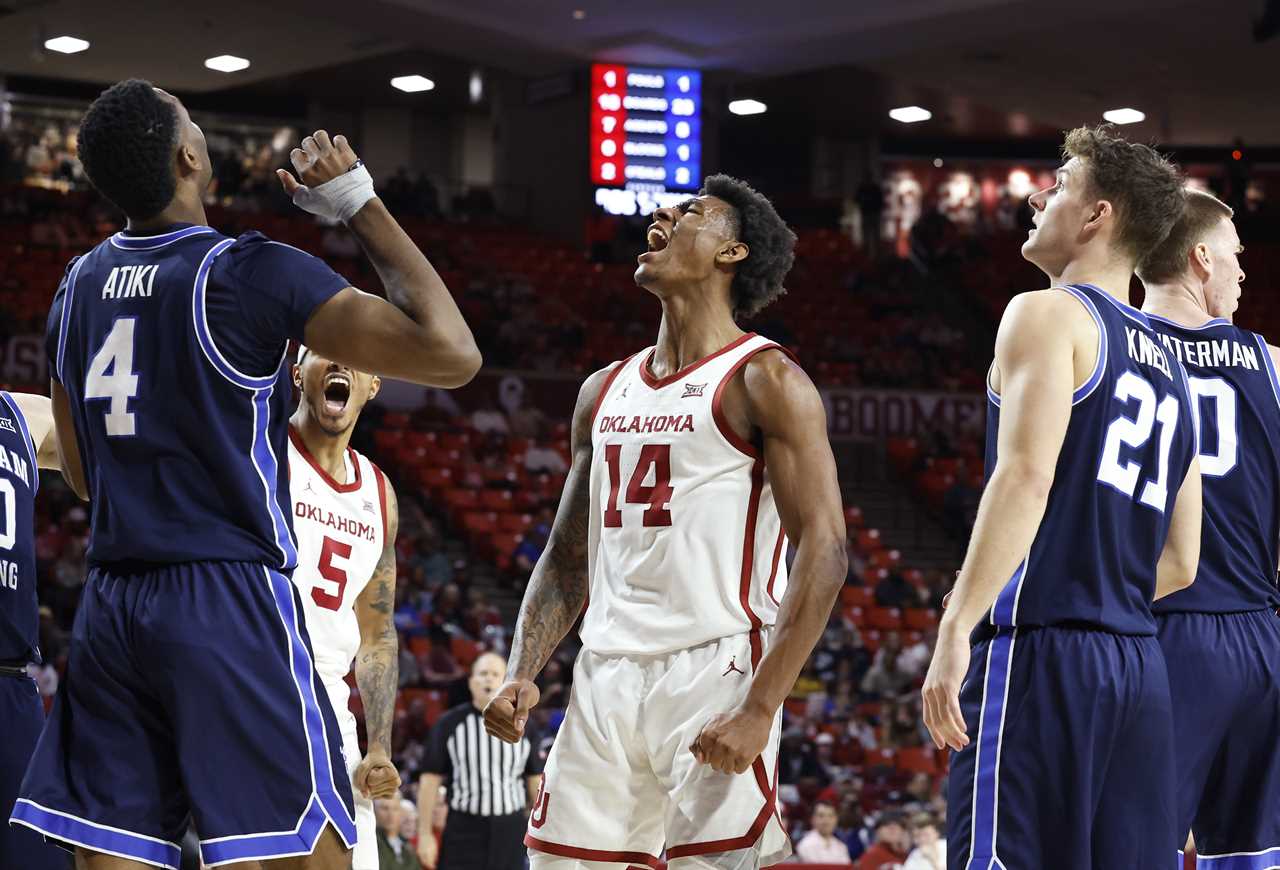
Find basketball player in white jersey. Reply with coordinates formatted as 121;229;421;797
484;175;848;870
289;345;401;870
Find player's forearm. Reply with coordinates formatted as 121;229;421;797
508;552;588;682
355;633;399;754
743;532;846;717
941;462;1053;635
346;198;480;385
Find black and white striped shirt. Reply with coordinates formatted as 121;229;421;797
424;703;543;817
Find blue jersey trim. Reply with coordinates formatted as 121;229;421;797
990;560;1027;626
1254;333;1280;414
965;629;1015;870
55;254;88;384
1196;846;1280;869
192;238;279;391
109;225;216;251
10;798;182;869
199;796;332;865
1145;312;1233;331
1060;285;1109;404
0;392;39;497
1079;283;1151;328
251;386;297;569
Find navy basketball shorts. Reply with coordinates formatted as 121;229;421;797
947;626;1177;870
1157;609;1280;868
10;561;355;868
1;675;69;869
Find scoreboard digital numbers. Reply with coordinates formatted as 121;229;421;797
590;63;702;216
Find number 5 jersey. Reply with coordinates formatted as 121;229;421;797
581;332;792;657
286;426;388;693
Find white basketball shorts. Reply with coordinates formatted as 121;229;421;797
327;679;378;870
526;629;790;870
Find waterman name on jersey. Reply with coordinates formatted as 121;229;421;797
1156;333;1261;371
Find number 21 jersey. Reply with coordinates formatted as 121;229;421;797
581;333;791;657
984;285;1198;635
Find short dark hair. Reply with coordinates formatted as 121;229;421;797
699;174;797;319
1061;124;1185;264
1137;189;1234;284
77;79;180;220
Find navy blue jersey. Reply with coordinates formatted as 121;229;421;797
48;224;349;569
1147;316;1280;613
985;284;1198;634
0;393;41;662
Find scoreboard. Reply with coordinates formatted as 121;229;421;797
590;63;702;216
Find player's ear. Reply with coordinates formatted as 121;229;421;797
368;375;381;401
716;240;749;266
291;364;302;390
1083;198;1112;236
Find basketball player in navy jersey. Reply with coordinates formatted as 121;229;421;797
12;79;479;869
923;126;1202;868
0;393;72;870
1139;190;1280;868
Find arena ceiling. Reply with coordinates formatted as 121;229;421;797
0;0;1277;144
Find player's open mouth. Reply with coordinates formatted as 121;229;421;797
646;225;669;253
323;373;351;415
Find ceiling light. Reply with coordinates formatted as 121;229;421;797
204;55;250;73
1102;107;1145;125
889;106;931;123
391;75;435;93
573;9;586;19
728;99;767;116
469;69;484;104
44;36;89;54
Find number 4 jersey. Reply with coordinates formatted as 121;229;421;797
1147;315;1280;614
581;333;791;657
287;427;388;691
47;224;349;569
984;284;1198;635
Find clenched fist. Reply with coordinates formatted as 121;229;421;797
484;679;541;743
689;704;772;775
354;748;401;800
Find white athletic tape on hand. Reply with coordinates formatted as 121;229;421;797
291;162;376;224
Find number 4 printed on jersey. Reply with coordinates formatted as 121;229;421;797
603;444;674;528
85;317;141;437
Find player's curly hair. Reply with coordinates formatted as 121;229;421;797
1062;124;1185;264
77;79;180;220
700;174;797;319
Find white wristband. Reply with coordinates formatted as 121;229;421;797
291;162;376;224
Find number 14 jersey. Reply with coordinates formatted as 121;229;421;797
287;427;388;688
581;333;791;657
984;284;1198;635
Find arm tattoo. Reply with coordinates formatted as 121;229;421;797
356;496;399;755
507;368;607;681
508;465;591;680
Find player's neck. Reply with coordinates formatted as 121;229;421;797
291;412;354;484
1053;256;1136;307
1141;280;1216;326
651;294;743;378
126;195;208;235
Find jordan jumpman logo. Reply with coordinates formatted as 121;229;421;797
722;657;745;676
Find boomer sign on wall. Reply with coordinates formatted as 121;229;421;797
822;388;985;443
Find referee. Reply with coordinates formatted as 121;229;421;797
418;652;543;870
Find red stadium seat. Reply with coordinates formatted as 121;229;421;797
843;605;865;627
843;505;864;528
904;608;939;631
896;746;940;775
480;490;515;511
864;606;903;630
408;636;432;659
451;636;481;667
855;529;882;554
444;489;481;511
840;586;874;608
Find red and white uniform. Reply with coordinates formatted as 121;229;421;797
529;333;792;870
288;427;389;870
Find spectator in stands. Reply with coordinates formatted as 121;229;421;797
524;440;568;475
874;570;915;609
901;773;936;815
471;399;510;435
899;628;935;678
512;522;550;579
860;641;913;700
902;814;945;870
837;792;867;861
399;798;419;851
375;794;420;870
795;802;852;864
812;732;839;786
854;814;911;870
421;640;467;691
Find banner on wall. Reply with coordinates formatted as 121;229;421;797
0;336;48;386
821;388;985;442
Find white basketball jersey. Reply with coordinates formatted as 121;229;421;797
288;427;388;691
579;333;791;657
